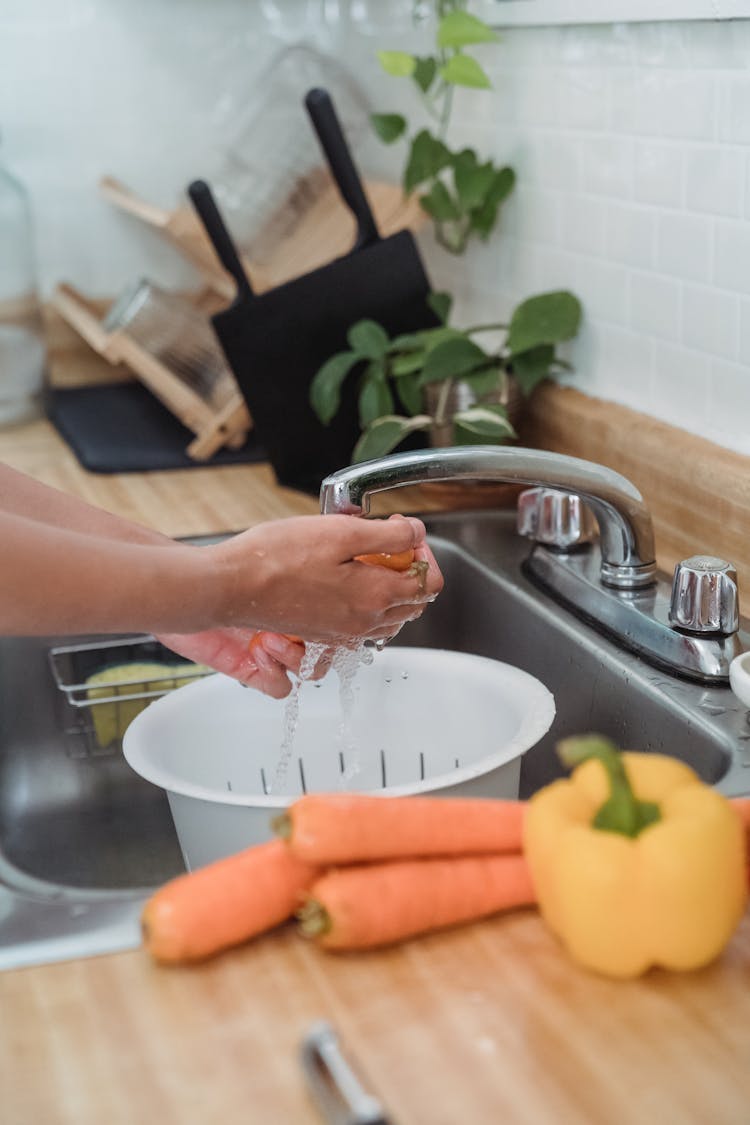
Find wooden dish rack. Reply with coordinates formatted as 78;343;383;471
51;175;425;462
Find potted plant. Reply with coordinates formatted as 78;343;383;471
310;288;582;463
371;3;515;255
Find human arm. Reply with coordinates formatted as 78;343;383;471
0;507;441;689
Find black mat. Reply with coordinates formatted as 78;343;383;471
48;382;267;474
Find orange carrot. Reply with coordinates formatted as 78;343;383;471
275;793;526;866
141;839;319;964
354;549;415;571
298;853;535;950
248;631;304;655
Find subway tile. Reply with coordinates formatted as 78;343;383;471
714;220;750;295
682;285;740;360
605;203;656;270
572;257;629;327
580;137;634;200
656;212;712;283
737;300;750;366
685;147;743;218
651;342;709;430
634;142;684;208
510;188;561;245
683;22;747;69
561;195;606;256
718;77;750;145
591;324;654;411
630;272;681;342
554;69;610;131
611;71;716;141
520;134;581;193
707;359;750;454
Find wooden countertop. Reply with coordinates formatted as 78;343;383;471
1;415;749;1125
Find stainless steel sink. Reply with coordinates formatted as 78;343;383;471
2;512;749;970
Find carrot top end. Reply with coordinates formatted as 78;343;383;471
271;812;292;841
297;899;332;939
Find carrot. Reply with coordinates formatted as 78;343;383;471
298;853;535;950
248;631;304;654
354;549;415;571
274;793;526;866
141;839;319;964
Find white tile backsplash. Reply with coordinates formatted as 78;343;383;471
2;5;749;457
685;147;744;217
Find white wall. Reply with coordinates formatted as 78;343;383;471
2;2;749;455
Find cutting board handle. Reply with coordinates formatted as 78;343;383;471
305;87;380;252
187;180;255;304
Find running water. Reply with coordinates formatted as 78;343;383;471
270;638;375;793
272;641;327;792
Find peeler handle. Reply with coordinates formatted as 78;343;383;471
304;88;380;252
300;1021;395;1125
186;180;254;303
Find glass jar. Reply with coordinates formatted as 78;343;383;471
0;138;46;426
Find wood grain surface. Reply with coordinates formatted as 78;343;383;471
2;911;749;1125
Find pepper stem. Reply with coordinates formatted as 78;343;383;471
557;734;661;838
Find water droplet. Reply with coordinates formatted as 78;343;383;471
401;671;409;680
375;638;386;651
384;676;392;684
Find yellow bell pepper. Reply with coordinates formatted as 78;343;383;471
524;735;748;979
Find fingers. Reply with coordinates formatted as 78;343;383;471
332;512;427;560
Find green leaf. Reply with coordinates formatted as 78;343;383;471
462;364;504;397
469;166;516;240
390;325;464;352
391;350;427;376
309;350;360;424
395;373;424;415
439;54;492;90
511;344;556;396
347;319;390;359
420;181;461;222
371;113;407;144
412;56;437;94
453;152;496;211
404;130;452;193
507;291;582;356
419;336;489;386
437;11;499;49
487;165;516;205
427;291;452;325
377;50;416;78
353;415;432;463
358;369;394;428
452;404;515;438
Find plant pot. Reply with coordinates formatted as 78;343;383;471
423;373;524;448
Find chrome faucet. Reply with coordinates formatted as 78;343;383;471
320;446;657;590
320;445;745;682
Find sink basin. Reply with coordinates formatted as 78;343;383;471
2;511;748;969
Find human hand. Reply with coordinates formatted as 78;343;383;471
208;513;444;643
157;628;329;700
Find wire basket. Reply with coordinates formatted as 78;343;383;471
48;635;213;759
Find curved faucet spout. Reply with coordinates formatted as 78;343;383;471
320;446;657;590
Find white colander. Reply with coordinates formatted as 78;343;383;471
123;647;555;870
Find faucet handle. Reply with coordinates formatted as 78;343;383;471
669;555;740;635
517;488;597;551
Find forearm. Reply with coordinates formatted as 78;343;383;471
0;512;220;636
0;463;172;546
